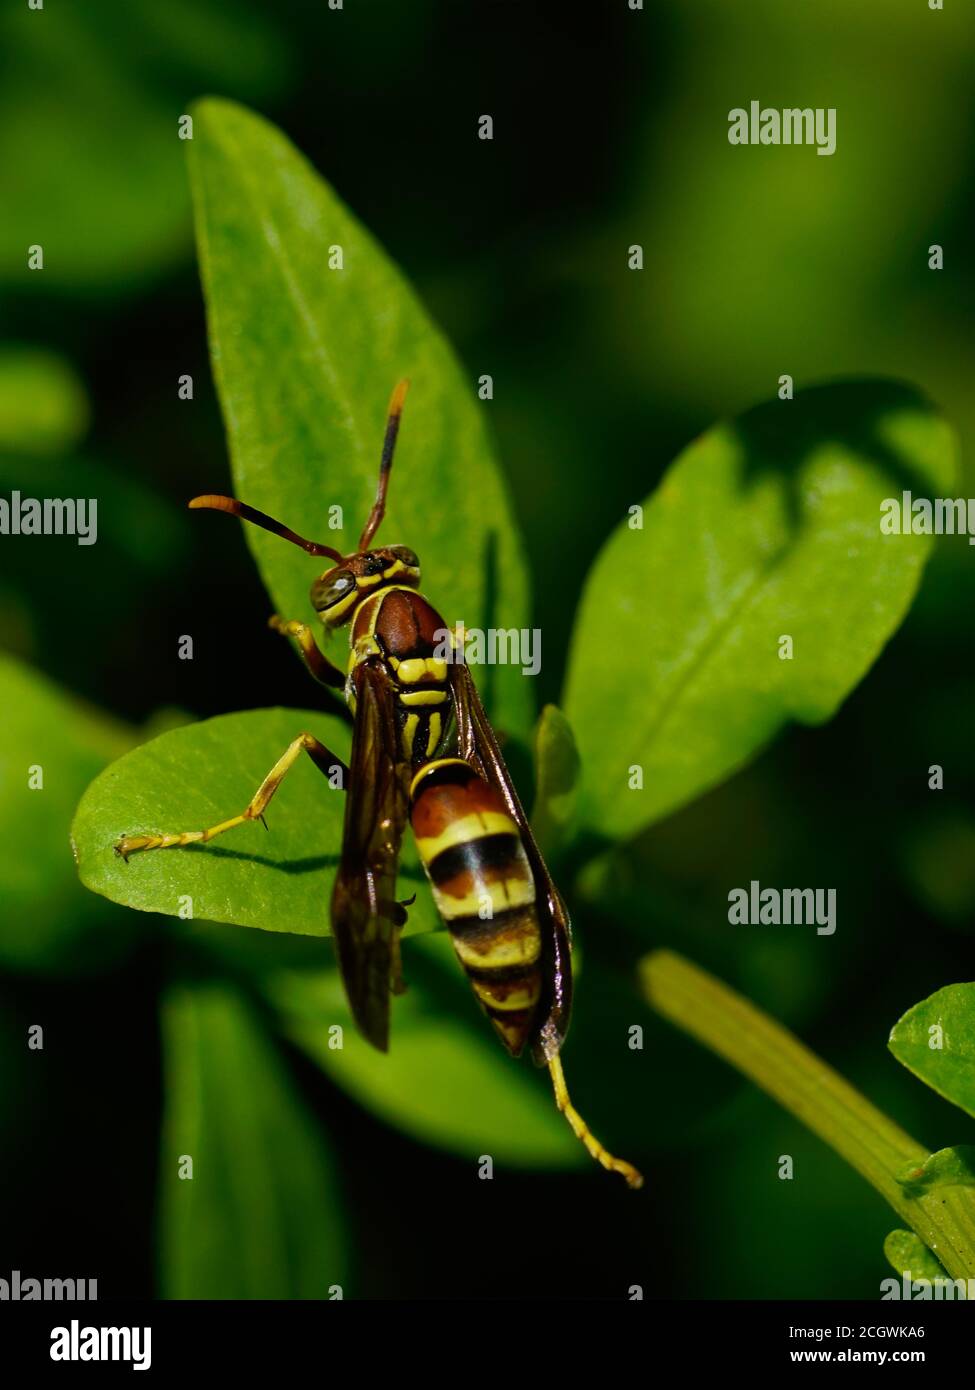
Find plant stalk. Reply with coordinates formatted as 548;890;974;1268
641;950;975;1282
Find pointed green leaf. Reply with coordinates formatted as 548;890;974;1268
72;706;439;937
565;382;958;840
159;980;347;1298
888;984;975;1119
187;98;531;736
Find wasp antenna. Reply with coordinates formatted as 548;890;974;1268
358;378;410;551
548;1053;644;1189
188;495;344;562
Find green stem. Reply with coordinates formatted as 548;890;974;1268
641;950;975;1282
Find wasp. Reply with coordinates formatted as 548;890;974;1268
117;382;642;1188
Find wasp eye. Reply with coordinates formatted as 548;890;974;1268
312;571;355;610
389;545;419;568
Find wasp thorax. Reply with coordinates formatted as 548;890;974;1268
310;546;421;625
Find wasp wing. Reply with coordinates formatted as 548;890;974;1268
331;658;409;1052
450;662;573;1063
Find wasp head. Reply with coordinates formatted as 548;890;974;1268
310;546;421;627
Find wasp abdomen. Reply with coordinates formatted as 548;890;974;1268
410;758;542;1056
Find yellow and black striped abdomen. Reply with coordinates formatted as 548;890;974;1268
410;758;542;1056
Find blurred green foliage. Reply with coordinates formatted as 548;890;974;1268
0;349;89;455
0;654;135;973
158;980;347;1297
1;0;973;1302
0;1;288;289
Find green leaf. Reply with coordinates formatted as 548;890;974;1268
883;1230;949;1286
565;381;958;840
158;980;346;1298
896;1147;975;1198
186;98;532;737
266;933;582;1169
530;703;581;856
888;984;975;1119
0;655;134;972
73;706;440;937
0;349;89;456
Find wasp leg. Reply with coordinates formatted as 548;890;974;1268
116;732;349;860
548;1053;644;1190
269;615;345;689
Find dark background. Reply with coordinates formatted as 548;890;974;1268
1;0;973;1300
